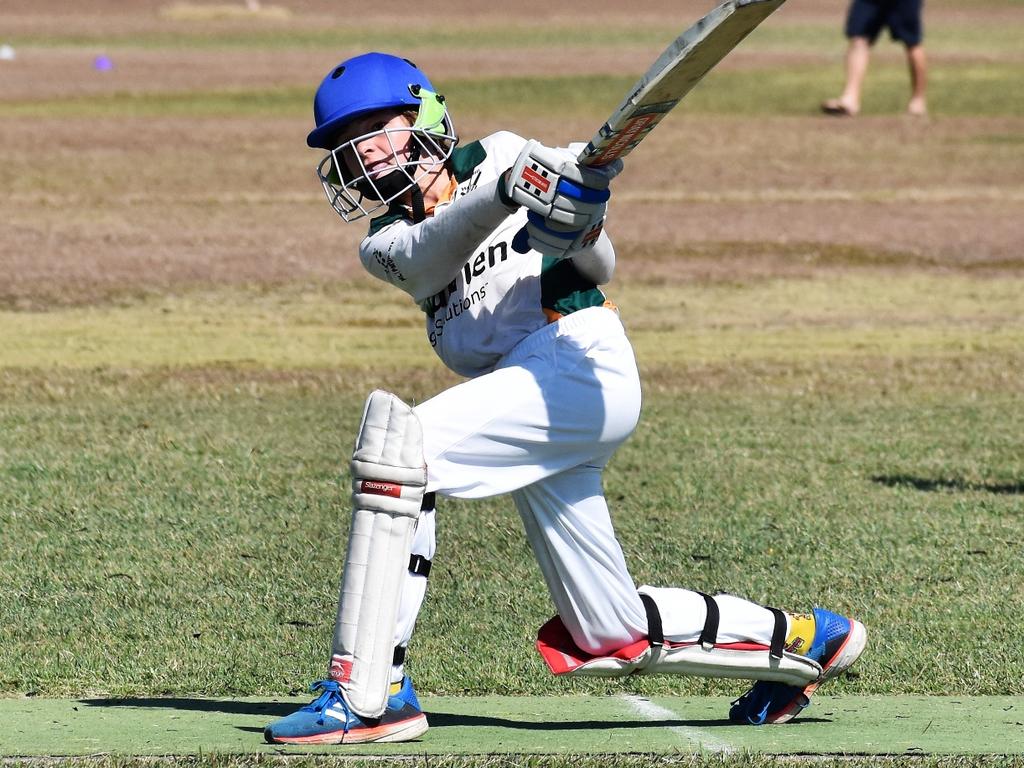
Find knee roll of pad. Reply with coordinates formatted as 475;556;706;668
350;389;427;517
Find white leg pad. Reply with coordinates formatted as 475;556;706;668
330;390;426;718
643;642;821;685
536;588;823;687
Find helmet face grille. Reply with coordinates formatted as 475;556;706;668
315;117;457;223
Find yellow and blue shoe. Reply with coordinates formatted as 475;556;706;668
729;607;867;725
264;678;428;744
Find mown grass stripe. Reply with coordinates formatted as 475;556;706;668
4;62;1022;118
3;274;1021;369
6;21;1022;56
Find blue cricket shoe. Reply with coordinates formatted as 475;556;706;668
264;677;428;744
729;607;867;725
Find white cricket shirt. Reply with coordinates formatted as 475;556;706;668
359;131;611;378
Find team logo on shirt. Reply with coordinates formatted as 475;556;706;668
371;244;406;283
421;239;513;347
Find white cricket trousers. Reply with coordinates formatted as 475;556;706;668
393;306;782;673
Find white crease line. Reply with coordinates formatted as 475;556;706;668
622;695;734;753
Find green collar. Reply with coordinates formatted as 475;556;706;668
449;140;487;182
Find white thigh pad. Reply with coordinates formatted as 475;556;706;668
330;390;426;718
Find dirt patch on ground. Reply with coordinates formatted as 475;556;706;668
0;0;847;31
2;0;1022;309
0;48;833;103
1;0;1016;102
4;112;1020;310
3;0;1016;30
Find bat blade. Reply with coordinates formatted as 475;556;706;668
579;0;786;167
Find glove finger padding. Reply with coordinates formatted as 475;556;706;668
546;177;609;228
508;140;613;217
508;139;615;259
507;140;573;214
526;210;605;259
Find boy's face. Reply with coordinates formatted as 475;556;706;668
336;108;414;179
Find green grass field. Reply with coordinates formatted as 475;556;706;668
3;273;1022;759
2;0;1023;764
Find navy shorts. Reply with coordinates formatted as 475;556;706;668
845;0;924;46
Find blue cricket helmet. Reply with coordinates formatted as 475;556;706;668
307;52;437;149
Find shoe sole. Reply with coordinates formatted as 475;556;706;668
268;713;429;745
766;619;867;724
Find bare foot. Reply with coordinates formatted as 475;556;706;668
907;98;928;116
821;98;859;116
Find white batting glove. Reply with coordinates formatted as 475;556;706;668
505;139;623;259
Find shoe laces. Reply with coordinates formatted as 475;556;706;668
301;679;348;725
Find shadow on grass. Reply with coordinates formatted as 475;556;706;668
872;475;1024;495
418;711;823;729
80;698;296;717
78;698;830;729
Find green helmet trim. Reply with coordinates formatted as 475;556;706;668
411;88;448;135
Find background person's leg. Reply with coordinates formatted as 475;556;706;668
823;36;871;115
906;43;928;115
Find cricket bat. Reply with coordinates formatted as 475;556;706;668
578;0;787;167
